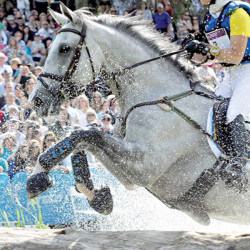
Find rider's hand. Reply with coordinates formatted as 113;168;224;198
184;40;210;56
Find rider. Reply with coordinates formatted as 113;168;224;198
184;0;250;192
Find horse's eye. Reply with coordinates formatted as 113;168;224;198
59;45;71;54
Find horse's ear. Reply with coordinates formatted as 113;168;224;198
48;7;68;26
59;1;78;24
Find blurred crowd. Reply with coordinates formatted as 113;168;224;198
0;0;233;180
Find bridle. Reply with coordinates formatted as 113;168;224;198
37;23;187;106
38;23;96;103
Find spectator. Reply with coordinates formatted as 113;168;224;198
109;6;118;15
3;36;19;60
14;30;26;49
1;118;26;146
41;131;57;152
13;8;23;20
86;108;100;126
113;0;133;15
10;57;22;78
49;105;71;139
91;91;103;113
0;132;17;160
47;13;57;29
0;8;7;23
31;33;45;62
176;12;192;44
25;40;33;57
164;0;173;17
0;52;13;75
5;105;21;120
20;95;32;120
136;0;152;20
153;3;171;35
0;22;8;46
25;120;41;142
26;139;41;171
65;100;80;125
18;50;34;65
99;0;111;14
1;1;14;16
101;113;113;135
15;64;36;87
25;15;38;33
97;99;109;121
14;84;25;101
23;26;34;43
8;142;29;179
191;15;200;35
16;16;26;33
75;94;90;129
0;71;16;96
6;15;18;36
24;78;36;97
1;92;19;112
106;95;120;125
37;21;53;44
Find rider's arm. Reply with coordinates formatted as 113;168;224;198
214;8;250;65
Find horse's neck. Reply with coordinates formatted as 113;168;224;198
91;25;191;113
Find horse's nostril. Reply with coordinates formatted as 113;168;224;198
34;97;44;108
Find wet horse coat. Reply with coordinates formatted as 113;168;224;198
28;3;250;225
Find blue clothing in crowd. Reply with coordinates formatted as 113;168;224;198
153;11;171;30
0;158;8;172
1;148;13;161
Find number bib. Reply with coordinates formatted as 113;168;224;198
206;28;231;49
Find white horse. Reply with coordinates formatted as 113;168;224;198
27;2;250;226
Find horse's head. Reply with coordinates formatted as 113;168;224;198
30;2;103;117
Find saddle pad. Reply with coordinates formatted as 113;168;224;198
206;107;250;163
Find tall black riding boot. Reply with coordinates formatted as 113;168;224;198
219;115;248;193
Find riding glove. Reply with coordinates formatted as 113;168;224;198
184;40;210;56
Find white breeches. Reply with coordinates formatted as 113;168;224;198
214;63;250;123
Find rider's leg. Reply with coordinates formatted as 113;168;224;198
219;64;250;193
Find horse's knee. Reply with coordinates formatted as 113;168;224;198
71;128;103;145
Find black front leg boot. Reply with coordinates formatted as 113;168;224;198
71;151;113;215
26;172;53;199
26;133;81;198
88;186;113;215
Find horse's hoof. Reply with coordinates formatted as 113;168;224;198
26;172;53;199
88;186;113;215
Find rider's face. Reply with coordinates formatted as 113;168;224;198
200;0;212;4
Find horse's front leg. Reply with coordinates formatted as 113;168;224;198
26;128;136;199
71;150;113;215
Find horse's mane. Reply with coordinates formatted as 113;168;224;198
74;10;201;82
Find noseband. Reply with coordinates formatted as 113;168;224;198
38;23;96;101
